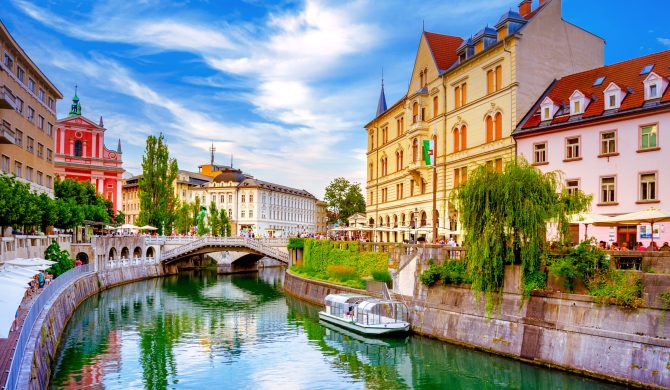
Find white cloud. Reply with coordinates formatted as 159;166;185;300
658;38;670;46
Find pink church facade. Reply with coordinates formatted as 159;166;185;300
54;92;124;211
514;50;670;247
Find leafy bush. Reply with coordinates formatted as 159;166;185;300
522;270;547;297
371;269;392;284
327;265;358;281
588;270;644;309
419;262;441;286
302;239;387;277
45;240;75;278
287;237;305;249
547;241;609;291
419;260;470;287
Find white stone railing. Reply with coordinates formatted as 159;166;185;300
0;234;72;263
160;236;288;263
106;256;159;269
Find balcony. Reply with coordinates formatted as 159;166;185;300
0;121;15;144
407;117;428;134
0;86;18;110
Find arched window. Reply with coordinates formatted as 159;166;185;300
486;115;493;143
74;140;82;157
495;112;503;140
399;150;403;169
370;133;374;150
401;214;406;226
369;218;375;227
369;163;373;179
393;215;398;227
395;152;400;171
433;96;439;118
412;138;419;162
420;211;427;227
460;125;467;150
412;102;419;123
453;128;460;153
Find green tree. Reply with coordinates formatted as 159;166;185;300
174;201;192;234
218;208;231;237
45;240;75;278
115;210;125;225
196;206;209;236
137;133;178;235
453;159;591;310
324;177;366;224
208;200;219;236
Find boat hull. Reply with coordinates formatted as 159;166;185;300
318;311;410;336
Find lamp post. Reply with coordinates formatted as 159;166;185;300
414;207;418;244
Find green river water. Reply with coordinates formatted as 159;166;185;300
49;269;625;389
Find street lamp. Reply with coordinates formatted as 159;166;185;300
414;207;418;244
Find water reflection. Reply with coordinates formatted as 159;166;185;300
50;269;624;389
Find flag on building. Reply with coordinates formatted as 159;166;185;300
423;139;434;166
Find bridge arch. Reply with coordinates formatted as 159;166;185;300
133;246;142;258
76;252;89;265
109;247;117;260
146;246;155;258
121;247;129;259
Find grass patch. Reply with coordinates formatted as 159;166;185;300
291;265;366;290
588;270;645;309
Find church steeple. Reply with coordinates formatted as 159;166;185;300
375;73;387;117
68;85;82;117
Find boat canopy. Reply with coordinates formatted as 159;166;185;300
355;299;409;325
324;293;369;306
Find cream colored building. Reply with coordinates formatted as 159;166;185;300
121;170;212;224
365;0;604;243
191;167;317;237
315;200;328;234
1;20;63;195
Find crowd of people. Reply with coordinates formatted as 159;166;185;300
597;241;670;252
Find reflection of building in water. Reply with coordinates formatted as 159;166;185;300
321;322;409;367
64;330;122;388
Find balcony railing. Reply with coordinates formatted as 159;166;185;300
0;120;15;144
0;85;18;110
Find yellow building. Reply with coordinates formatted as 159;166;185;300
365;0;604;243
1;19;63;196
315;200;328;234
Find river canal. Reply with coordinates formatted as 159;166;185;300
49;269;624;389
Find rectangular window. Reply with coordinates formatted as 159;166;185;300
249;210;253;218
36;171;43;186
495;65;502;91
1;155;9;172
37;143;44;158
38;88;45;102
26;166;33;182
46;148;53;162
461;83;467;105
15;98;23;114
454;86;461;108
220;195;225;203
3;52;13;69
48;97;55;111
454;168;460;187
47;122;53;136
600;176;616;204
650;84;658;98
565;137;580;160
46;175;52;189
16;66;24;83
28;78;36;93
410;179;415;196
487;70;494;94
37;115;44;130
533;142;547;164
15;129;23;147
640;173;657;201
26;136;34;153
544;107;550;119
608;94;616;108
250;194;254;203
14;161;22;177
600;131;617;155
573;100;581;114
495;158;503;173
228;194;233;203
640;124;658;150
566;179;580;195
241;195;245;203
27;106;35;122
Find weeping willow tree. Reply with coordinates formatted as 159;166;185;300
453;158;591;310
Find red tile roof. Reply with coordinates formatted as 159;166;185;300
423;32;463;71
522;1;547;21
518;50;670;132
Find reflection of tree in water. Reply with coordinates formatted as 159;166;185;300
285;296;411;390
139;313;180;389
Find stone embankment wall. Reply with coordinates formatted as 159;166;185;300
18;264;164;389
283;271;670;388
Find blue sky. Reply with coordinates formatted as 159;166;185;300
2;0;669;198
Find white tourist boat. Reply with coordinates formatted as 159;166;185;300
319;293;410;335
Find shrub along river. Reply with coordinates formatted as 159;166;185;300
49;269;625;389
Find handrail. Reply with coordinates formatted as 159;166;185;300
5;264;93;390
158;236;288;263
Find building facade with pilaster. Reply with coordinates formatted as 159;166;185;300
365;0;604;243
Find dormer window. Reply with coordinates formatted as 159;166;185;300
603;82;625;110
540;97;557;121
643;72;667;101
569;90;588;116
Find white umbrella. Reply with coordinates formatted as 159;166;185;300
4;258;56;268
119;223;139;229
139;225;158;231
569;213;614;240
592;207;670;244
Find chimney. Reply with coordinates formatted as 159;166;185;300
519;0;532;17
539;0;547;4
